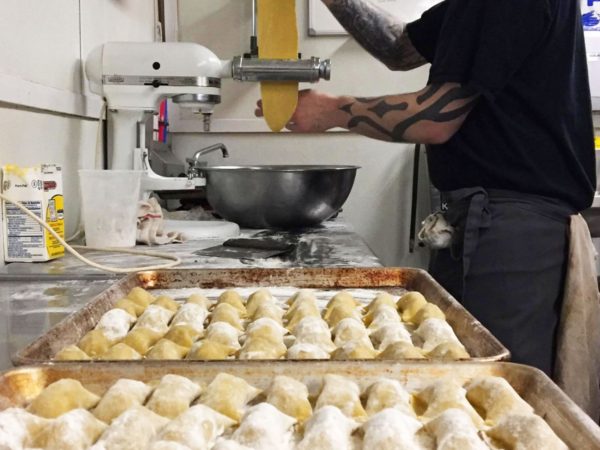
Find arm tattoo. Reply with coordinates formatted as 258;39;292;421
339;85;479;142
325;0;427;70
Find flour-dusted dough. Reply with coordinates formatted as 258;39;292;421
33;408;107;450
231;403;296;450
121;326;164;355
315;374;367;420
28;379;100;419
266;375;312;422
425;408;489;450
199;373;261;422
95;308;136;341
465;377;534;424
94;379;152;424
99;343;142;360
146;374;202;419
361;408;423;450
146;339;189;360
486;413;568;450
296;406;359;450
365;378;414;416
152;404;236;450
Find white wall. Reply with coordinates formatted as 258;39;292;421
0;0;156;266
173;0;432;267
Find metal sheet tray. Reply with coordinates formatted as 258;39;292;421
0;361;598;449
12;268;510;364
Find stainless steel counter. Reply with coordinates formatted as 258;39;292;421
0;219;380;369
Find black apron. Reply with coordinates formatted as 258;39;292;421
429;187;574;375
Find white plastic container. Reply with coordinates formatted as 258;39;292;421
79;170;141;248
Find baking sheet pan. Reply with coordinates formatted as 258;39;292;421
12;268;510;364
0;361;597;449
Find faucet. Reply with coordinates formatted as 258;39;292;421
186;143;229;178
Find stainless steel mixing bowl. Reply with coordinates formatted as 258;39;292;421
202;165;359;229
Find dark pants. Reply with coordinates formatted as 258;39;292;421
429;189;572;376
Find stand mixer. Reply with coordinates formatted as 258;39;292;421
84;41;331;200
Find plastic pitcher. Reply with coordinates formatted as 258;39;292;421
79;170;142;248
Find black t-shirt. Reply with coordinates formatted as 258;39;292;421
406;0;596;211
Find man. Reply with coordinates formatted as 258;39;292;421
257;0;596;375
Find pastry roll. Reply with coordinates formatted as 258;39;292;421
323;291;360;320
412;303;446;325
332;318;370;347
164;324;201;348
210;303;244;330
33;408;107;450
152;296;180;313
325;303;362;328
286;301;320;331
414;318;461;353
231;403;296;450
370;323;412;351
99;343;142;360
296;406;359;450
134;305;175;335
397;291;427;323
486;413;568;450
251;303;285;324
149;442;191;450
376;341;426;360
95;309;136;341
121;326;164;355
94;379;152;424
362;408;422;450
217;290;246;314
266;375;312;422
54;344;91;361
186;340;237;360
287;342;331;359
246;289;274;314
205;321;242;349
365;292;397;313
146;339;189;360
284;293;318;320
114;297;145;317
199;373;261;422
292;316;335;352
427;342;470;360
238;335;287;359
246;317;288;342
315;374;367;420
414;379;484;427
171;303;208;333
425;408;488;450
78;329;112;357
146;374;202;419
366;305;402;330
365;378;413;416
28;379;100;419
186;293;211;309
0;408;49;450
153;404;236;450
90;405;168;450
465;377;533;424
212;440;253;450
126;286;155;307
331;339;377;360
285;289;315;306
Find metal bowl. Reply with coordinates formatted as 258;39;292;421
202;165;359;229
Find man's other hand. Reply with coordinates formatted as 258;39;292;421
255;89;344;133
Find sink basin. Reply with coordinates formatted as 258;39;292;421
202;165;359;229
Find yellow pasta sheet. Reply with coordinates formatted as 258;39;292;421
258;0;299;132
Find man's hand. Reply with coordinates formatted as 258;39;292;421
255;90;346;132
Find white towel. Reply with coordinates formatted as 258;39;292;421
136;198;183;245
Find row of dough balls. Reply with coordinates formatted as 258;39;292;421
2;374;566;450
54;287;468;361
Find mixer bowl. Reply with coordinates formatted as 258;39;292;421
202;165;359;229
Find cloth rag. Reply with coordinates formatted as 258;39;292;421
137;198;183;245
554;214;600;422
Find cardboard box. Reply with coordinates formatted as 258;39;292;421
1;164;65;262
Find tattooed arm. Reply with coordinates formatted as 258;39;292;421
322;0;427;70
256;85;479;144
